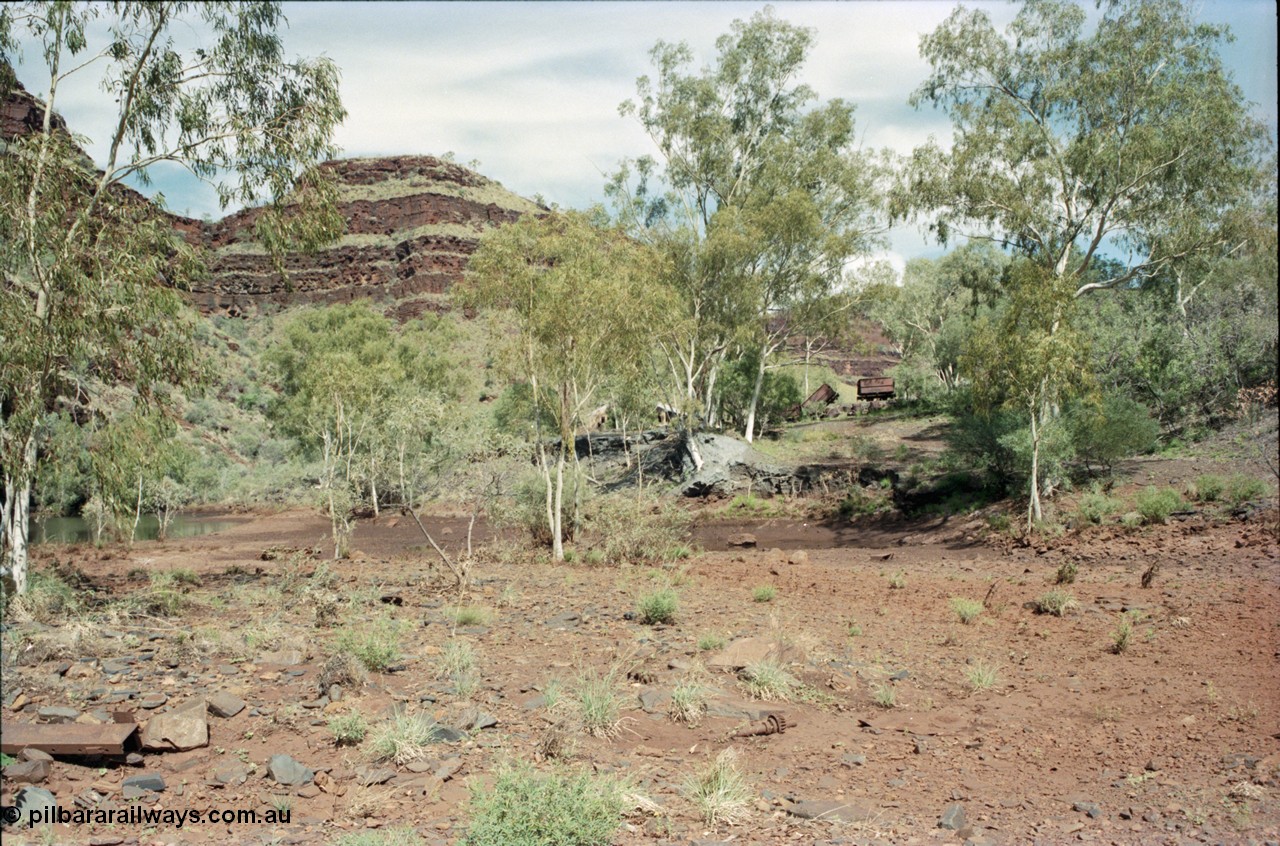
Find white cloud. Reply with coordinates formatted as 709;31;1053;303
8;0;1275;260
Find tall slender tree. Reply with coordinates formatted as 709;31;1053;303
1;2;345;593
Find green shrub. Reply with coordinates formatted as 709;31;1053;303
739;661;796;701
1076;490;1122;524
636;589;678;625
336;617;403;672
1225;474;1268;506
463;762;624;846
1055;561;1078;585
697;633;726;652
965;660;999;692
1067;394;1160;473
451;606;492;627
369;712;439;764
581;494;693;566
751;585;777;603
1135;486;1182;524
950;597;983;624
1034;589;1078;617
329;711;368;746
871;682;896;709
668;681;707;726
576;668;624;738
1192;474;1226;502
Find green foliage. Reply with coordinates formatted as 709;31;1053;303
965;660;999;692
669;681;707;726
1076;489;1123;524
581;493;694;566
871;682;896;709
369;712;438;765
1192;474;1226;502
713;348;803;437
451;606;492;627
751;585;777;603
461;210;672;561
1224;474;1268;506
329;711;369;746
1055;562;1078;585
1135;487;1183;524
463;762;624;846
1034;590;1078;617
610;7;884;435
336;617;403;672
950;597;983;625
739;660;797;701
1066;394;1161;473
636;589;678;625
575;668;624;738
1;2;344;594
697;633;726;652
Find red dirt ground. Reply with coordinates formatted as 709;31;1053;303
2;497;1278;846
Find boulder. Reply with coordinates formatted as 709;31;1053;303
708;637;805;671
142;698;208;751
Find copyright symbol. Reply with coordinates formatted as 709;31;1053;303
0;806;20;824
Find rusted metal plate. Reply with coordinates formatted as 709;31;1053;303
1;720;139;755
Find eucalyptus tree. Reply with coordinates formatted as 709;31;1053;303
610;8;885;439
898;0;1269;520
460;210;670;561
0;2;344;593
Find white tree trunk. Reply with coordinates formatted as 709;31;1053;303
743;346;768;443
3;435;37;595
552;448;565;561
1028;404;1043;531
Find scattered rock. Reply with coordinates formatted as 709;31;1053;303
267;754;314;786
212;765;249;786
1073;800;1103;819
12;786;58;826
786;798;874;823
638;688;672;714
357;767;397;786
939;803;967;830
786;550;809;566
207;692;247;719
708;637;805;670
20;748;53;763
435;758;463;782
37;706;80;723
142;698;208;751
121;774;166;799
3;759;52;784
137;693;168;710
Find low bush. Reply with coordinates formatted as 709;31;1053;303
751;585;777;603
950;597;983;625
336;617;403;672
1034;589;1078;617
636;589;678;625
329;711;369;746
463;762;624;846
683;748;751;826
739;660;797;701
1075;490;1122;524
1225;474;1268;507
369;712;438;764
1192;474;1226;502
1135;486;1182;524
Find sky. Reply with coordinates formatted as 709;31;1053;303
8;0;1278;270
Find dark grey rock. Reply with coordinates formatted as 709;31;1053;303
546;612;581;629
122;774;166;796
267;754;314;786
939;803;967;830
138;692;168;709
429;725;468;744
357;768;396;786
639;688;672;714
212;765;250;786
435;758;463;781
13;786;58;826
1073;800;1103;819
3;759;52;783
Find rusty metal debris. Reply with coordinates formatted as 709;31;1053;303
729;712;791;738
1;719;140;756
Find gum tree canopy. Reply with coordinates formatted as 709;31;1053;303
898;0;1270;292
898;0;1271;527
0;1;345;594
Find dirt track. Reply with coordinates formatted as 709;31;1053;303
3;503;1278;845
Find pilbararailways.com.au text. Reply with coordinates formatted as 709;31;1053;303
11;804;291;829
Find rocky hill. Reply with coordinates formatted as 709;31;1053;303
4;78;543;318
179;156;545;318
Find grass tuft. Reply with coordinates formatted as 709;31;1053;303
751;585;777;603
1034;589;1078;617
738;660;797;701
683;748;752;826
636;588;678;625
463;762;624;846
950;597;983;624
